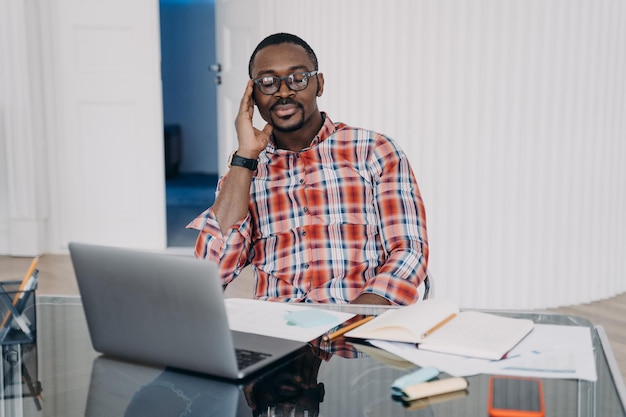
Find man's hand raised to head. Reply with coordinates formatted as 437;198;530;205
235;80;273;159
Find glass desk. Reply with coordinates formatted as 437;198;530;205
3;295;625;416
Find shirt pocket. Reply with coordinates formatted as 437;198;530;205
306;161;377;226
251;176;308;237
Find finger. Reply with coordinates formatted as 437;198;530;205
238;80;255;114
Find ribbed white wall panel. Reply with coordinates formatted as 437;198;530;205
0;0;50;255
258;0;626;309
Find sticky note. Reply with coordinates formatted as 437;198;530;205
391;367;440;397
285;309;337;328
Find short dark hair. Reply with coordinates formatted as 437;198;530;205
248;33;319;78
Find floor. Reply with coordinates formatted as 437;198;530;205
166;172;218;247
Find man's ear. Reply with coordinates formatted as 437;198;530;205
316;73;325;97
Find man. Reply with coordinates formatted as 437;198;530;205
188;33;428;305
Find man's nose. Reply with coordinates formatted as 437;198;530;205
276;79;295;97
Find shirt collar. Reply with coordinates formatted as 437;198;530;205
312;112;335;146
267;112;335;153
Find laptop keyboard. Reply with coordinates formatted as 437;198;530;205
236;348;272;369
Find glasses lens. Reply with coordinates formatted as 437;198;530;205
287;73;309;91
257;76;280;94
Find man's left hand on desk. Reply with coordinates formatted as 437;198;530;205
351;293;391;305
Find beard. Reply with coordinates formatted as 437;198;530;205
269;99;306;133
271;115;305;133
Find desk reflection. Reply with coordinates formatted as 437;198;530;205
85;345;332;417
1;342;41;412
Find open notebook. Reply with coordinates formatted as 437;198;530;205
345;298;534;360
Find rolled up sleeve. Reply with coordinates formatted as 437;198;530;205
187;208;253;286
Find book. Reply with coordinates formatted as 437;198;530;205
344;299;534;360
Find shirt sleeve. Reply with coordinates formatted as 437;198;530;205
361;136;429;305
186;185;254;286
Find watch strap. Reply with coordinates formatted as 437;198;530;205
229;152;258;171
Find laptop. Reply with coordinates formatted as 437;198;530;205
69;242;307;380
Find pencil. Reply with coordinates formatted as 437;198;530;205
323;315;375;342
420;313;457;339
18;257;39;293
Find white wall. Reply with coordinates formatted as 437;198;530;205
0;120;8;255
0;0;166;256
0;0;51;256
256;0;626;308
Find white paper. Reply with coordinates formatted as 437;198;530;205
489;324;597;381
225;298;355;343
370;324;597;381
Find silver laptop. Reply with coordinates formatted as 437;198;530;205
69;242;306;380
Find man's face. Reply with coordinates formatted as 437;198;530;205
250;43;324;134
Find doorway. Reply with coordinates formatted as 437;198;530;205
159;0;219;247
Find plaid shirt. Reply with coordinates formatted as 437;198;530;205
188;114;428;305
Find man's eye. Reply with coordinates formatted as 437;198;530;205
291;73;306;83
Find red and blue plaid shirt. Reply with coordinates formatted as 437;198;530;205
188;114;428;305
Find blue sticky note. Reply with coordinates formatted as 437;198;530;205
285;309;337;328
391;367;440;397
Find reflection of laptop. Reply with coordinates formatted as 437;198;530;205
69;242;306;380
85;356;246;417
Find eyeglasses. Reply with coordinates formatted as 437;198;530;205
253;71;318;95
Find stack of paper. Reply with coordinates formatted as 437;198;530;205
370;324;597;381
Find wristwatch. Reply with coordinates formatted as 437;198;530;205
228;151;258;171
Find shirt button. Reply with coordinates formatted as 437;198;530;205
302;231;307;236
303;207;309;213
299;178;305;184
304;263;310;269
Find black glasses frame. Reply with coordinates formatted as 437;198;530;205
252;71;318;95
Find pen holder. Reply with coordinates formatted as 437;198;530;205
0;280;37;345
1;342;42;405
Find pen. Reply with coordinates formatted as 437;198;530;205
322;315;375;342
420;313;457;339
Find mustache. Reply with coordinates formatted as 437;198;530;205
270;98;303;112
